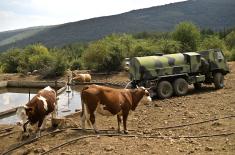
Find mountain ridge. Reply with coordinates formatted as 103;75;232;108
0;0;235;51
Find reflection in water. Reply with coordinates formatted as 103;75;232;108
0;92;36;112
0;87;82;124
57;86;81;116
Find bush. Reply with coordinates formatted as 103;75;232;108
16;44;51;74
230;48;235;61
82;37;124;72
156;39;182;54
225;31;235;50
173;22;200;52
200;35;226;50
0;48;21;73
39;53;67;78
70;59;82;70
0;44;67;78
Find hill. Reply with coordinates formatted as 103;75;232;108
0;0;235;51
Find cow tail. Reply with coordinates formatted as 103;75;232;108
80;86;89;117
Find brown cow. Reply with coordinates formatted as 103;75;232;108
80;84;152;134
73;73;91;83
16;86;57;136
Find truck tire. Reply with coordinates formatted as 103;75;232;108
213;72;224;89
157;81;173;99
173;78;188;96
194;83;202;90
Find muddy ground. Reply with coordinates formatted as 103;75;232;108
0;62;235;155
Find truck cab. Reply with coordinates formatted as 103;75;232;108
197;49;229;75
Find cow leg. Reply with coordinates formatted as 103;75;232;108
41;117;47;130
23;120;29;132
80;104;89;130
80;111;86;130
36;118;44;137
51;109;57;127
117;115;122;133
51;108;57;119
122;112;129;134
90;112;99;133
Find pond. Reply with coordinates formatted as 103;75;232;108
0;86;82;124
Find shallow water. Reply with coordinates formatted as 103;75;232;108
0;86;82;124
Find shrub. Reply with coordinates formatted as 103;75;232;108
173;22;200;52
156;39;182;54
39;54;67;78
225;31;235;50
200;35;226;50
82;38;124;72
230;48;235;61
0;48;21;73
70;59;82;70
16;44;51;74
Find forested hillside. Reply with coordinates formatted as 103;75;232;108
0;0;234;51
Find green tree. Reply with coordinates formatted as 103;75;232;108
199;35;231;59
61;43;87;61
17;44;51;73
230;48;235;61
82;36;124;72
200;35;226;50
156;39;182;54
173;22;200;52
225;31;235;50
70;59;82;70
0;48;21;73
131;39;158;57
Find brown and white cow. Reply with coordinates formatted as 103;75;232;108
16;86;57;136
73;73;91;83
80;84;152;134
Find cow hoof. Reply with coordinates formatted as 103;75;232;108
20;132;30;140
36;130;41;138
124;130;129;134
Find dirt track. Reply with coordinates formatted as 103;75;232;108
0;62;235;155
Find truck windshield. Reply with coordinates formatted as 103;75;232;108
216;52;224;60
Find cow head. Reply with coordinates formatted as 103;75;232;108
16;106;35;123
138;86;152;102
131;86;152;110
25;106;35;119
16;106;28;123
136;85;152;102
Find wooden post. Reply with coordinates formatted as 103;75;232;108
67;75;70;86
55;80;58;116
28;89;31;102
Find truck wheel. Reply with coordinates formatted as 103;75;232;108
214;72;224;89
157;81;173;99
194;83;202;90
173;78;188;96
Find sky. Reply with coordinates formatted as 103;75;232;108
0;0;185;32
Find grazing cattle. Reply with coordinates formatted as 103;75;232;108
16;86;57;136
80;84;152;134
73;73;91;83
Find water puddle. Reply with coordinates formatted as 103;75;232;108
0;86;82;124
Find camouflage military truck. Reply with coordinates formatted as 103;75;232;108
129;49;229;99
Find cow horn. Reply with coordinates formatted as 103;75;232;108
136;85;139;88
